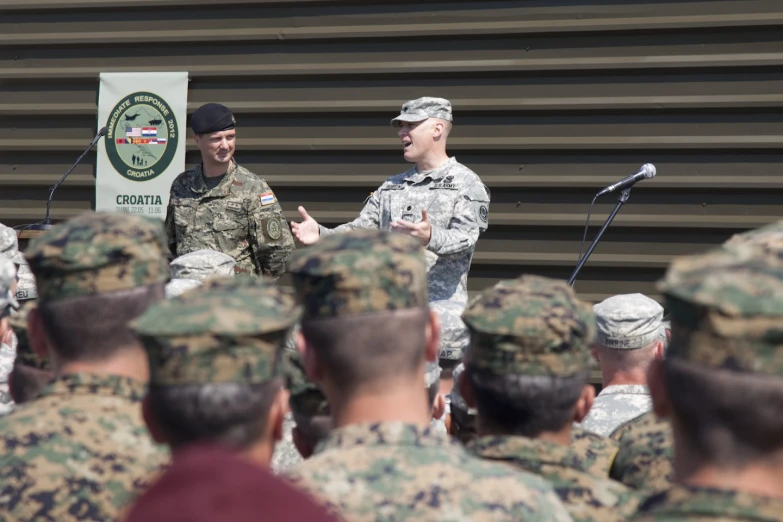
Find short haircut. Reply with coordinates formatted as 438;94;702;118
147;378;282;450
38;283;164;362
292;411;331;451
466;366;588;437
300;307;429;396
596;339;659;373
10;363;53;403
664;358;783;468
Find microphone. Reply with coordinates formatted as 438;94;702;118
596;163;656;197
28;126;108;231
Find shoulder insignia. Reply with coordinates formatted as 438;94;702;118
266;217;282;240
260;192;276;206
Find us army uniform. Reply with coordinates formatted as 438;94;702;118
609;411;674;493
285;230;572;522
165;104;294;279
165;248;236;298
319;98;490;306
0;212;170;521
0;223;23;416
579;293;663;436
462;275;640;522
633;245;783;520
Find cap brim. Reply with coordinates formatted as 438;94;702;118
390;114;429;127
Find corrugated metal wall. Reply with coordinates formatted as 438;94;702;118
3;0;783;302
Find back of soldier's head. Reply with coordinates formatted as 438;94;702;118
24;212;170;364
655;244;783;467
134;277;299;451
462;275;595;437
288;229;430;396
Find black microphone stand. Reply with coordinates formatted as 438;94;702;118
568;187;632;286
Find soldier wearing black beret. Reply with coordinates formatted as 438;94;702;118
164;103;294;279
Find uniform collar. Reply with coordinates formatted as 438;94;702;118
190;161;239;197
402;157;457;183
37;373;147;403
468;435;588;473
638;484;783;521
315;422;455;455
598;384;650;397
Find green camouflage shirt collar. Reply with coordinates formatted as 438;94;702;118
402;157;457;184
191;161;239;197
315;422;456;455
637;484;783;521
468;435;589;474
36;373;147;403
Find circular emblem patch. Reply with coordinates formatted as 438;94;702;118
479;205;489;222
266;218;282;240
105;91;179;182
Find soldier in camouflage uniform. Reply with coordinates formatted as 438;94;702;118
579;293;665;436
0;256;18;342
461;275;640;522
164;248;236;298
0;212;171;521
609;411;674;493
285;229;572;521
165;103;295;279
633;244;783;521
291;97;490;308
570;426;620;477
0;224;23;415
132;277;298;469
7;300;53;407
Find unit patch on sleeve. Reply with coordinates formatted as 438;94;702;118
260;192;276;206
266;217;282;240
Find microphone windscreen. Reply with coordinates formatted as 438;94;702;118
643;163;657;179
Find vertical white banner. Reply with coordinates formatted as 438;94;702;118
95;72;188;219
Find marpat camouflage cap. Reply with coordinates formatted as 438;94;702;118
390;97;453;127
430;300;470;360
282;349;329;417
134;277;300;386
14;260;37;302
593;293;664;350
9;301;49;370
462;275;595;377
0;257;19;318
723;219;783;259
25;212;170;303
0;224;24;265
657;244;783;375
288;229;428;320
170;249;236;282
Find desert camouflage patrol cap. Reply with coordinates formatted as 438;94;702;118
658;244;783;375
390;97;453;127
282;349;329;417
25;212;170;303
288;229;428;320
191;103;236;135
430;300;470;360
14;260;37;302
8;301;49;370
594;293;664;350
0;224;24;265
723;219;783;259
170;249;236;282
0;257;19;318
462;275;595;377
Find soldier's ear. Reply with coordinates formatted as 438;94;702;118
299;331;323;382
27;307;52;363
459;368;476;410
573;385;596;423
431;392;446;421
425;310;441;364
648;358;671;419
141;397;168;445
268;385;289;444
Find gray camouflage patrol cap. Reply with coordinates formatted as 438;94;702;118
390;97;453;127
0;224;24;266
430;300;470;360
165;278;202;299
593;293;664;350
170;249;237;282
14;260;37;302
0;257;19;318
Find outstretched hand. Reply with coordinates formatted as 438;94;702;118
391;210;432;245
290;206;321;245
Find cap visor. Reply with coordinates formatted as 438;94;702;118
390;114;429;127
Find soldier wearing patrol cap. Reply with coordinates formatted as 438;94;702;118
580;293;665;437
133;277;298;468
291;97;491;310
165;103;294;279
460;275;640;522
164;248;236;298
634;244;783;520
0;257;18;342
284;229;572;522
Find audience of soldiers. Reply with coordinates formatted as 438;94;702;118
0;210;780;521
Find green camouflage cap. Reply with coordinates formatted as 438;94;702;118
8;301;50;370
25;212;170;303
282;349;329;417
390;97;453;127
133;277;300;386
462;275;595;377
723;219;783;259
288;229;428;320
657;244;783;375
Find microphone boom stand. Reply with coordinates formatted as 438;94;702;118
568;187;632;286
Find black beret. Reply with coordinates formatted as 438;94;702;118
191;103;236;134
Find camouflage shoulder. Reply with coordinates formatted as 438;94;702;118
169;167;200;194
452;163;490;200
609;411;650;441
380;170;412;188
571;426;619;477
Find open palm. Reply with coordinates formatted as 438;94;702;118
290;206;320;245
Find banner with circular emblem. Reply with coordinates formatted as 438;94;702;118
95;72;188;219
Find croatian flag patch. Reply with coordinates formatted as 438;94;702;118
260;192;276;206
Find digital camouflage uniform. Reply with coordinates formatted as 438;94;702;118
0;224;23;416
164;248;236;299
0;212;171;521
165;162;294;279
633;244;783;521
285;230;573;522
463;275;640;522
610;411;674;493
580;293;663;436
319;98;490;307
571;426;620;477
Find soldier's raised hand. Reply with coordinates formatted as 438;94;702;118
291;206;321;245
391;209;432;245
